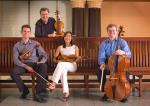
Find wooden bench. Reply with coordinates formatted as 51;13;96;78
0;37;150;97
126;37;150;97
0;37;100;96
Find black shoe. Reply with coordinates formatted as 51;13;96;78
39;91;49;98
34;94;47;103
102;94;108;101
20;89;30;99
120;98;128;103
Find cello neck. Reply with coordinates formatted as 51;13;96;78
115;26;124;51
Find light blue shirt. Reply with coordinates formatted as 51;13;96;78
98;38;131;65
13;39;48;68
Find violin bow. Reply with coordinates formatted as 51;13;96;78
100;65;105;92
34;71;50;84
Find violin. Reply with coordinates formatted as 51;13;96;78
54;0;64;36
57;54;77;62
104;26;131;101
19;49;31;61
19;43;40;62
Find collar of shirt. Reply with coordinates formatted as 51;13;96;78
106;38;117;43
40;18;51;25
20;39;32;45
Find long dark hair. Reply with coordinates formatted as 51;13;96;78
62;31;74;48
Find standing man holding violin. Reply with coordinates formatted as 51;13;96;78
35;7;56;37
97;24;131;102
10;24;48;103
35;7;64;37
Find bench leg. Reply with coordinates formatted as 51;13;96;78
138;76;143;97
0;82;1;98
132;75;136;93
84;75;89;90
31;75;36;98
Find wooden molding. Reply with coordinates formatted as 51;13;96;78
87;0;104;8
70;0;86;8
104;0;150;1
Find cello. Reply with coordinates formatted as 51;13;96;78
104;26;131;101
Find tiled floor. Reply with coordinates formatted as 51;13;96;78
0;88;150;106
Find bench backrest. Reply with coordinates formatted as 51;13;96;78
0;37;100;74
0;37;150;74
126;38;150;67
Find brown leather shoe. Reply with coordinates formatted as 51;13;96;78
63;93;70;102
47;82;56;92
63;96;69;102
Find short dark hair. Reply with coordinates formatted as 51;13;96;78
21;24;31;32
40;8;49;14
106;24;118;31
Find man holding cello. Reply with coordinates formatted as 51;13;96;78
97;24;131;102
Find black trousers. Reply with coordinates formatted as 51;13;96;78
96;65;110;88
10;62;47;94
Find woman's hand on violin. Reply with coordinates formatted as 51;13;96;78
115;49;125;55
75;56;81;63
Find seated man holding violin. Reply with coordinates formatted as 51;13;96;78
10;24;48;103
97;24;131;102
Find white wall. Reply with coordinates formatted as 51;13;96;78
0;1;150;37
0;1;72;37
0;2;2;34
30;1;72;37
101;2;150;37
0;1;28;37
